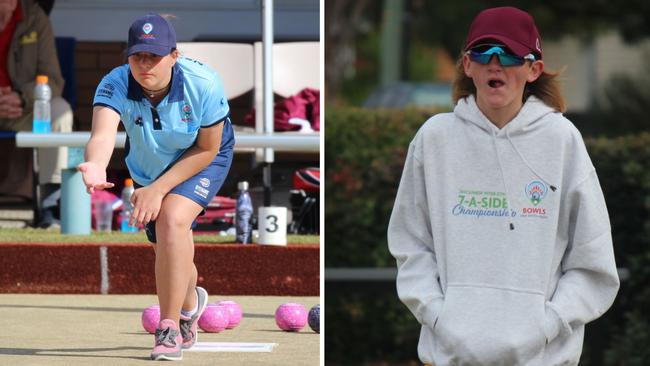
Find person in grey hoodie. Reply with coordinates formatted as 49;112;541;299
387;6;619;366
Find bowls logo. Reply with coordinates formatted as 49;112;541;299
142;23;153;34
525;180;547;206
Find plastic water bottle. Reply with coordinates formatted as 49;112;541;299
235;181;253;244
120;178;138;232
32;75;52;133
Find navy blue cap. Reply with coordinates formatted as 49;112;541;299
127;13;177;57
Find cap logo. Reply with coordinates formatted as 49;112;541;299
535;38;541;52
142;23;153;34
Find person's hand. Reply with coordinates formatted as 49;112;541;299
129;185;165;226
0;87;23;118
77;161;115;194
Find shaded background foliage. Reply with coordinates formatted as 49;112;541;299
325;108;432;267
568;61;650;137
326;0;650;107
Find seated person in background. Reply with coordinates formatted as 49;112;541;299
0;0;73;227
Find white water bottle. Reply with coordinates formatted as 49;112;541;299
32;75;51;133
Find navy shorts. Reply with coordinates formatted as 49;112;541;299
135;148;233;243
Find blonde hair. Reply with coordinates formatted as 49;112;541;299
159;13;177;21
451;54;567;113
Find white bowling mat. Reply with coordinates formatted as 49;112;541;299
186;342;278;353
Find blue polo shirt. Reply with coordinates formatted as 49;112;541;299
93;57;234;186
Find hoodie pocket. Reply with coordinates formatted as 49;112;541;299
432;285;546;365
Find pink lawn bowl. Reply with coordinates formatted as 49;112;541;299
275;303;308;332
216;300;243;329
141;304;160;334
198;304;230;333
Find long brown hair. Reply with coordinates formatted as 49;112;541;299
452;54;567;113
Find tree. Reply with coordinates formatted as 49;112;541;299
324;0;374;104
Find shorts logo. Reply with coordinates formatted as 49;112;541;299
142;23;153;34
181;103;192;122
525;180;547;206
199;178;210;188
194;185;209;199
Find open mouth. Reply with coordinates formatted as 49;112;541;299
488;79;505;88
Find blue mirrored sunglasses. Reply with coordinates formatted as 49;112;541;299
468;45;535;67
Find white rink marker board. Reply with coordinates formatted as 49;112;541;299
185;342;278;353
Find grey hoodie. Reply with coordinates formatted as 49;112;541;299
387;95;619;366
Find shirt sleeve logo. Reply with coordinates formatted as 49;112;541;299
97;83;115;98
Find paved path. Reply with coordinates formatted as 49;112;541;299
0;294;320;365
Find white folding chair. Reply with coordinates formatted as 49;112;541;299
177;42;255;99
253;41;320;133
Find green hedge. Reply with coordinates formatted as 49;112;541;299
325;107;437;267
325;107;650;365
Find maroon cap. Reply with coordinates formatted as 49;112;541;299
464;7;542;60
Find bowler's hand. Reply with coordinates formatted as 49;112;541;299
0;87;23;118
77;161;115;194
130;185;164;227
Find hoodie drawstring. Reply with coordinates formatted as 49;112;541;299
491;129;516;231
505;128;558;192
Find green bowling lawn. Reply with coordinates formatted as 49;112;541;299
0;228;319;245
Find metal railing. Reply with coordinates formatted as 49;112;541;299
16;131;320;152
325;267;630;282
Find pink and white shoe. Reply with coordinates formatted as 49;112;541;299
151;319;183;361
179;286;209;349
